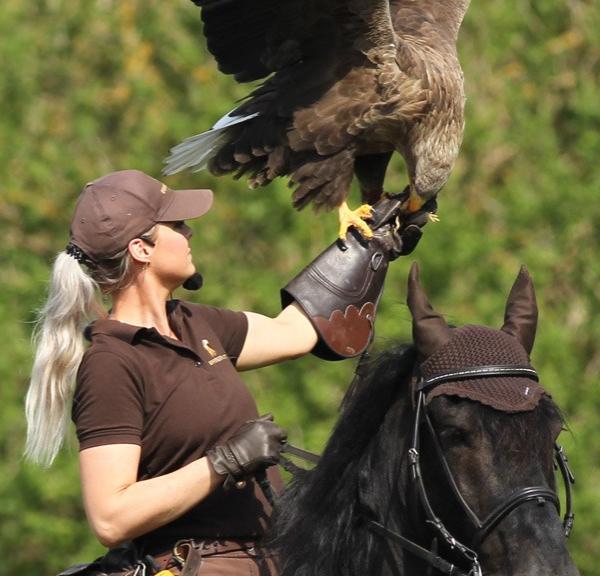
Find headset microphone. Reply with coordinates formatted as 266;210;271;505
182;272;203;291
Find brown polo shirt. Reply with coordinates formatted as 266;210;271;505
72;299;282;552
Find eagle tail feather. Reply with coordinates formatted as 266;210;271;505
162;111;258;176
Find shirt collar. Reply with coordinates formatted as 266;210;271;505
85;318;145;343
85;300;185;344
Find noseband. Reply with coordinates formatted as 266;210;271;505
371;364;575;576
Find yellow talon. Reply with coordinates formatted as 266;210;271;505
338;201;374;239
427;212;440;223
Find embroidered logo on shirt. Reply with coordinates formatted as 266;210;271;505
208;354;227;366
202;339;217;357
201;339;228;366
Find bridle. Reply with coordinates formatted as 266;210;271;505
368;364;576;576
273;364;575;576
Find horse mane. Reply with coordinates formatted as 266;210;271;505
271;343;419;576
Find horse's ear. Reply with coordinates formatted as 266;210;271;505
407;263;451;359
501;265;538;355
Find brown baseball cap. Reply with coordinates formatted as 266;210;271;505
69;169;213;262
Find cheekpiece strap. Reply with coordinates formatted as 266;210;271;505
65;242;94;266
417;365;539;393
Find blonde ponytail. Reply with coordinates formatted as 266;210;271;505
24;252;104;466
25;227;157;466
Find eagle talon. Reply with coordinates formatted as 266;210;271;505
338;202;374;240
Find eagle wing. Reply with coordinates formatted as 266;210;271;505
170;1;426;207
197;0;426;113
169;1;467;216
193;0;331;84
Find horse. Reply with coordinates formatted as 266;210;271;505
271;264;579;576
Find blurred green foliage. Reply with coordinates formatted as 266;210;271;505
1;0;599;573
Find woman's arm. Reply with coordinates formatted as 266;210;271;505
79;444;222;548
236;303;317;371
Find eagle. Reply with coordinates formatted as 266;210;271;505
164;0;470;238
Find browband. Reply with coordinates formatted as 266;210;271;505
417;365;539;393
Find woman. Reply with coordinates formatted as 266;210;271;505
24;169;422;575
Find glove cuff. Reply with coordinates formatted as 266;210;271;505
206;445;241;479
281;227;388;360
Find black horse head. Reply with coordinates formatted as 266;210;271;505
271;265;578;576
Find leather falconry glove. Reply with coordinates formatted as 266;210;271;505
206;414;287;487
282;193;429;360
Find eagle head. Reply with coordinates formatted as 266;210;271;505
405;156;453;213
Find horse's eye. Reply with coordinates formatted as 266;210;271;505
439;426;470;447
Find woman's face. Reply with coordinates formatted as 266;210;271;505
148;221;195;290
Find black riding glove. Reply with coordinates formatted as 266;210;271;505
207;414;287;487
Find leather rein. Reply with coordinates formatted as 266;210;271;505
276;364;575;576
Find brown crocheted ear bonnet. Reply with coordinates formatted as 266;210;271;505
407;264;547;413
